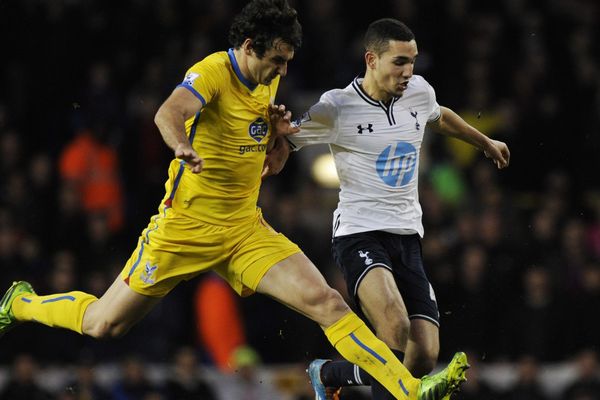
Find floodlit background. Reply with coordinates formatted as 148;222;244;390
0;0;599;399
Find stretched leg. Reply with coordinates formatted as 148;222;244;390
82;277;161;338
7;277;159;339
318;268;439;399
359;268;412;400
256;253;420;400
358;268;410;350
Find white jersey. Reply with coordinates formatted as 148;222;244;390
288;75;441;238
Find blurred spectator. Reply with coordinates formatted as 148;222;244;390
0;130;22;178
507;266;565;361
559;217;592;293
561;349;600;400
502;355;548;400
194;274;246;372
164;346;217;400
61;356;110;400
81;211;124;271
445;245;494;357
217;346;284;400
111;356;161;400
25;153;56;241
0;354;52;400
58;127;124;232
53;182;88;255
527;208;562;269
566;263;600;351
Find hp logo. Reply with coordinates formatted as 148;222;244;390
376;142;417;187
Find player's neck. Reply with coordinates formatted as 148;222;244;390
361;74;392;103
233;48;256;85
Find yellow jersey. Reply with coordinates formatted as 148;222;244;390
163;49;279;225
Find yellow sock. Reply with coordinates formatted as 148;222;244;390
12;291;97;334
325;312;420;400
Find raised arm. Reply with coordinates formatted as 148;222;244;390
427;106;510;169
154;87;205;173
261;104;297;179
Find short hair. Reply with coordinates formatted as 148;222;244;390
228;0;302;58
364;18;415;55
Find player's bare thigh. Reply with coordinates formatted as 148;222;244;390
82;277;161;338
256;252;350;328
357;267;410;349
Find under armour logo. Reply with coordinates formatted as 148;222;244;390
357;124;373;134
409;109;420;130
358;250;373;265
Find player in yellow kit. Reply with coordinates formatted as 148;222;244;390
0;1;467;398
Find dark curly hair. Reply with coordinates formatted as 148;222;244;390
228;0;302;58
364;18;414;55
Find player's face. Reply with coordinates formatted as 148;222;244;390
373;39;418;97
248;39;295;85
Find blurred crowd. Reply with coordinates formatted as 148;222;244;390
1;0;599;398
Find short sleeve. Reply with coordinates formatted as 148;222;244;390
287;91;340;150
426;82;441;122
176;60;224;106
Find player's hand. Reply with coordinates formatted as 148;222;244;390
262;136;290;179
483;139;510;169
269;104;300;137
175;143;204;173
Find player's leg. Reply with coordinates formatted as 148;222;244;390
2;205;206;339
326;319;438;388
81;277;161;338
1;276;160;338
358;320;439;400
318;267;411;400
357;267;410;351
354;269;439;398
312;233;441;399
256;252;421;400
236;215;467;400
394;234;441;376
404;319;439;377
358;267;412;400
364;235;441;397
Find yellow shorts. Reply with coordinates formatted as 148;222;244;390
120;206;301;297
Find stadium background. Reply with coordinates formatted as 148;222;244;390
0;0;599;399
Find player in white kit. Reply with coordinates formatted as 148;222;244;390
284;18;510;400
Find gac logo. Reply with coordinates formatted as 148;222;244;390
248;117;269;143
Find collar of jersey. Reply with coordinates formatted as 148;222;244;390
352;77;400;109
228;48;258;91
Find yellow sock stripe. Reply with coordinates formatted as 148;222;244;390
349;332;387;364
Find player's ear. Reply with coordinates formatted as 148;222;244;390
365;51;376;70
242;38;254;55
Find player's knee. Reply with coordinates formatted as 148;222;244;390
86;320;130;339
390;315;411;339
306;285;347;314
411;346;438;376
375;303;410;338
374;313;410;347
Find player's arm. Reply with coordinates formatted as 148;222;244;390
269;103;300;137
261;103;300;178
262;136;290;179
154;87;204;173
427;106;510;169
262;95;339;177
